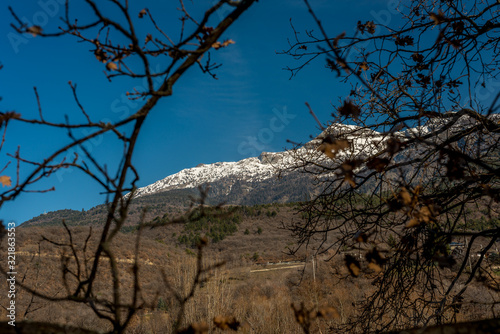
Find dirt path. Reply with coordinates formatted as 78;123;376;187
15;251;155;266
250;263;305;273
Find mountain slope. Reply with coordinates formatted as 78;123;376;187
24;115;498;226
128;122;383;200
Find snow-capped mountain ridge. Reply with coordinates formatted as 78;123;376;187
130;122;375;198
131;155;286;198
130;115;496;199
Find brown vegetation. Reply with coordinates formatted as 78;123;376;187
2;206;499;333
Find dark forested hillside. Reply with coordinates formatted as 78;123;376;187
21;173;314;227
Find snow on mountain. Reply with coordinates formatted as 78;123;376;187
129;114;497;199
129;122;381;199
132;156;278;198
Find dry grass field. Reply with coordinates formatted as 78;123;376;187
2;204;499;333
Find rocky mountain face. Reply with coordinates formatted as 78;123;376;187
128;123;383;200
131;154;287;198
130;112;500;199
23;114;497;226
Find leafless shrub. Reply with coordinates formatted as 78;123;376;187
281;0;500;332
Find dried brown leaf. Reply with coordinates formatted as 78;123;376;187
354;231;369;243
430;10;446;25
0;112;21;128
291;303;309;325
366;248;386;272
317;306;340;319
178;322;209;334
317;136;350;159
359;61;369;71
413;185;422;196
452;21;465;34
341;159;361;187
368;262;383;272
358;21;377;34
406;218;420;228
344;174;356;187
338;100;361;119
417;206;432;223
399;188;412;206
0;175;12;187
395;35;414;46
202;26;214;34
336;58;350;74
345;255;360;277
446;38;462;50
434;255;456;269
221;39;235;47
326;59;340;76
333;32;346;48
366;157;390;172
386;138;403;155
94;48;108;63
213;315;240;331
106;62;118;71
412;53;424;63
407;205;437;228
26;26;42;37
212;39;235;50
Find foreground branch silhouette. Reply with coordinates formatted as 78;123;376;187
0;1;257;333
282;0;500;332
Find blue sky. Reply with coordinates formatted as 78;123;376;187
1;0;398;224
